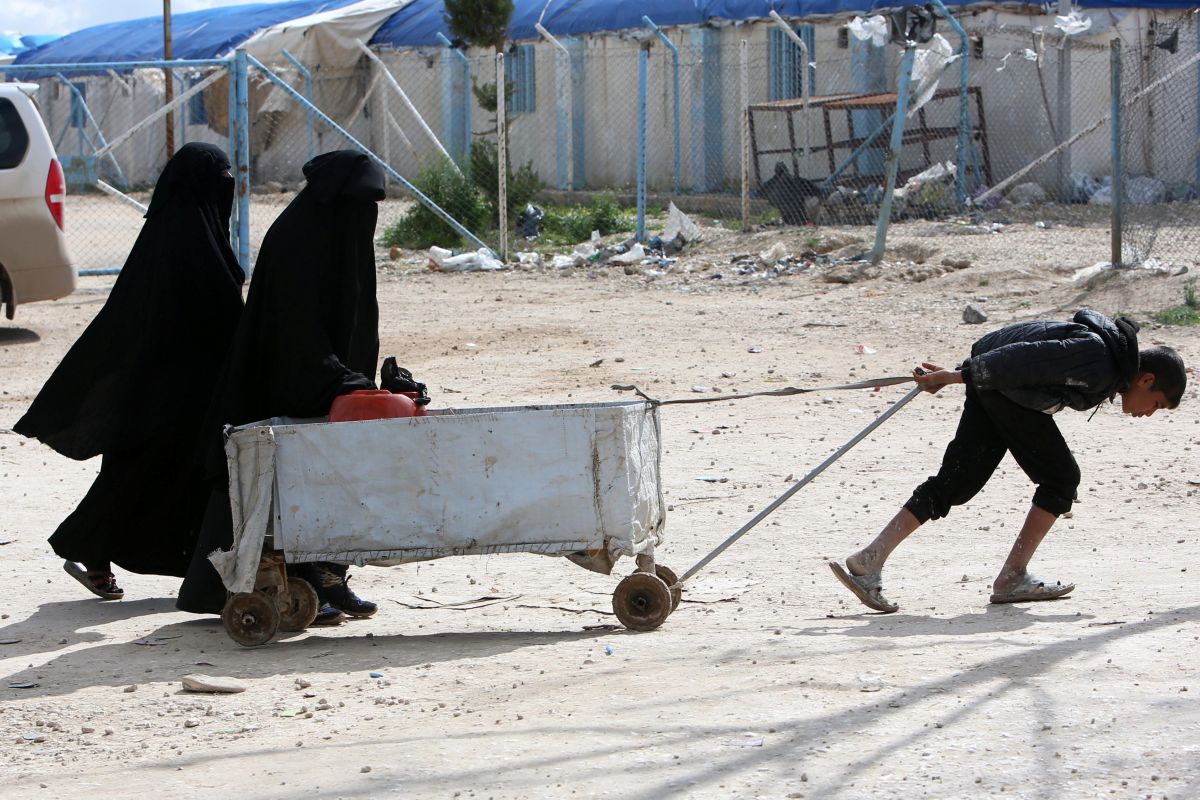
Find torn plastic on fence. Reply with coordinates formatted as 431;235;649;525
848;15;889;48
996;48;1039;72
909;34;958;116
428;246;506;272
1054;10;1092;37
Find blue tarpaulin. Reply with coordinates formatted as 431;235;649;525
13;0;359;65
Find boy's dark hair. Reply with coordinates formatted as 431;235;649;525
1140;346;1187;408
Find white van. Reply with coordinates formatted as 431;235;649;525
0;82;74;319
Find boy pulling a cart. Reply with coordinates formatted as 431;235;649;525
831;309;1187;613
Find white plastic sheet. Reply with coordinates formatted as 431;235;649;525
212;401;666;593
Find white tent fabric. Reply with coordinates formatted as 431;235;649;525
242;0;412;69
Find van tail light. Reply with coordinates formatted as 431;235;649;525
45;158;65;231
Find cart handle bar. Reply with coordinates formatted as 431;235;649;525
612;374;916;407
677;383;925;585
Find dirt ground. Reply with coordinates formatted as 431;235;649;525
2;216;1198;800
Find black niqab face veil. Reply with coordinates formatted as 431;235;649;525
14;142;245;461
198;150;385;445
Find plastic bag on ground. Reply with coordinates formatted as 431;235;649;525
663;202;702;244
430;247;505;272
610;243;647;265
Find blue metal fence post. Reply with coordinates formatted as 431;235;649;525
644;16;681;195
1110;38;1123;267
234;49;251;274
870;46;917;265
636;42;649;242
435;32;471;163
928;0;969;208
281;49;314;161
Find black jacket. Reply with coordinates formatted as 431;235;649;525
960;309;1140;413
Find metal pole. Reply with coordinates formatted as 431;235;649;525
536;23;575;191
163;0;175;158
437;32;472;164
871;47;917;265
1111;38;1123;267
1055;0;1073;200
497;52;509;261
644;16;681;195
768;11;812;174
636;41;649;242
94;69;223;158
740;39;750;231
928;0;969;208
54;75;128;187
244;52;493;253
234;50;251;274
355;39;461;174
679;384;923;584
281;49;314;161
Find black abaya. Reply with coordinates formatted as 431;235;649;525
177;150;386;612
14;142;245;576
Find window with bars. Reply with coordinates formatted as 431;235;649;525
768;26;816;101
506;43;536;115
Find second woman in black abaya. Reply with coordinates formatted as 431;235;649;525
13;143;245;598
177;150;386;619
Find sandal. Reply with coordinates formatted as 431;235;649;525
989;574;1074;604
829;561;898;613
62;561;124;600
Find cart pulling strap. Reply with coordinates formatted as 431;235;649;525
611;374;916;407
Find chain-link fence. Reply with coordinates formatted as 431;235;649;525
4;61;232;272
1118;19;1200;268
10;10;1200;275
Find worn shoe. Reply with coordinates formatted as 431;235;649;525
309;603;345;626
313;567;378;618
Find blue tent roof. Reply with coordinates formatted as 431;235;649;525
13;0;359;65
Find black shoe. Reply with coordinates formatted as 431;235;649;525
310;603;345;626
314;567;378;618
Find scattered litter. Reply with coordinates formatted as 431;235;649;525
695;476;729;483
690;385;710;393
604;645;615;656
369;672;384;679
747;345;764;354
590;359;604;368
279;708;305;718
855;344;877;355
723;737;765;748
132;635;181;646
392;594;522;610
610;244;647;265
182;674;246;694
1086;620;1127;627
0;638;21;645
663;203;701;245
582;624;622;631
551;253;582;269
428;246;505;272
758;242;788;265
516;204;544;240
1007;182;1047;206
0;539;13;546
515;251;542;268
8;681;38;689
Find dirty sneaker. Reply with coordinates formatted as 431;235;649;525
310;602;345;626
313;565;378;618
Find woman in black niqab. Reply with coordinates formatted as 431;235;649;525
177;150;386;616
13;142;245;598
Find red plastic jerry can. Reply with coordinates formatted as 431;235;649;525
328;390;420;423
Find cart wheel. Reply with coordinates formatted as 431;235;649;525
612;573;673;632
222;591;281;647
278;577;319;632
654;565;683;613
